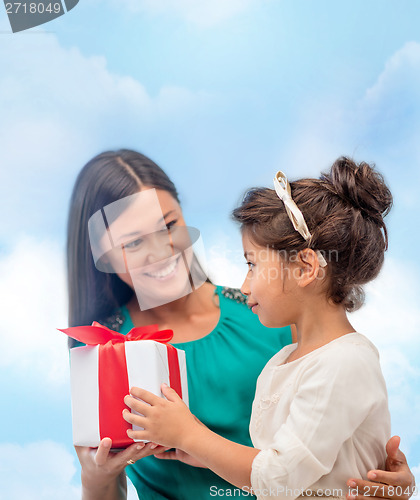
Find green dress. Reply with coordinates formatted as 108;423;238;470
72;286;292;499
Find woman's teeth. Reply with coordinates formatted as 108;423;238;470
145;256;179;278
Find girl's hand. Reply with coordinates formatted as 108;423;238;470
154;448;208;468
123;383;198;449
76;437;169;494
346;436;416;500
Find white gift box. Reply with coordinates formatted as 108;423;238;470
68;336;188;448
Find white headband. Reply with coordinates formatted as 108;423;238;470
273;171;328;267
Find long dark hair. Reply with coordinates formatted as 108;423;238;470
67;149;181;336
232;157;393;312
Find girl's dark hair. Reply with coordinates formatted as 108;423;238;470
67;149;180;341
232;156;393;312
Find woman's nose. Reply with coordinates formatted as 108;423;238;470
144;232;175;264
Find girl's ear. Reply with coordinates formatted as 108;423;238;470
296;249;322;288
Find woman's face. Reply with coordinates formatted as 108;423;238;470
99;188;196;310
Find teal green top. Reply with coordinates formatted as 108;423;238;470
120;286;292;499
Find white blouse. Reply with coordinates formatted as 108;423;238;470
249;333;390;499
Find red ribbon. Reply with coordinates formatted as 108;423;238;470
60;323;183;448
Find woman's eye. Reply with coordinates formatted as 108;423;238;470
164;219;178;231
124;238;143;250
246;261;255;270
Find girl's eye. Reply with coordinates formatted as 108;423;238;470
246;261;255;270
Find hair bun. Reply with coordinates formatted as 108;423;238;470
321;156;393;223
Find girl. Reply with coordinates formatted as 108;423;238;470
122;157;402;499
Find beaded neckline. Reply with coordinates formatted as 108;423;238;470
101;309;125;332
219;286;248;305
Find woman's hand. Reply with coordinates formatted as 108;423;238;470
154;448;208;468
123;383;198;450
346;436;416;500
76;437;170;500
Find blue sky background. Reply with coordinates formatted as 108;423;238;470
0;1;419;498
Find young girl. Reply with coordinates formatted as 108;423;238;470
122;157;394;499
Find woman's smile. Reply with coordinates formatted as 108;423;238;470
142;253;182;281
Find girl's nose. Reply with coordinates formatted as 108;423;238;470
240;275;250;297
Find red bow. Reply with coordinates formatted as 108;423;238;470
59;322;174;346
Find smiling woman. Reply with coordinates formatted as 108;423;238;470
67;149;206;330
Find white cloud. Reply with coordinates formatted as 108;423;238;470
350;258;420;459
351;257;420;349
0;441;80;500
0;236;69;386
278;41;420;203
0;34;216;238
357;41;420;189
0;35;210;122
363;41;420;116
206;231;246;288
113;0;262;27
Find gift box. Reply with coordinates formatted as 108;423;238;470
59;323;189;449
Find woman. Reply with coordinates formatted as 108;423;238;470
67;150;415;500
